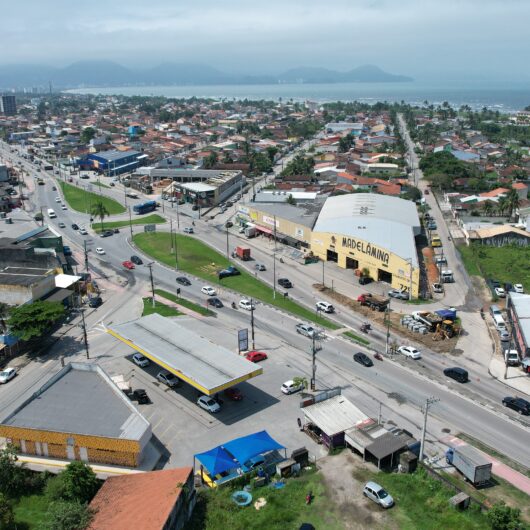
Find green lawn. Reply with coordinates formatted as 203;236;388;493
459;244;530;290
92;214;166;232
59;181;126;215
14;493;50;529
343;331;370;346
134;232;340;330
142;297;183;317
187;468;343;530
373;468;489;530
155;289;214;316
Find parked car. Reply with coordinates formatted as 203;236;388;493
79;228;88;235
514;284;524;294
435;256;447;265
255;263;266;271
63;246;72;256
278;278;293;288
359;276;373;285
197;395;221;413
218;266;240;279
201;286;217;296
95;247;105;255
281;380;304;395
130;255;143;265
296;323;317;338
397;346;422;360
55;196;61;202
499;330;510;342
443;367;469;383
61;204;67;210
388;289;409;300
176;276;191;286
316;301;334;313
432;283;443;293
0;367;17;384
133;353;150;367
502;396;530;415
224;387;243;401
183;227;194;234
363;481;394;509
122;260;135;270
207;297;224;308
157;371;179;387
58;222;66;228
353;352;374;367
239;299;255;311
245;351;268;362
494;287;506;298
71;223;79;230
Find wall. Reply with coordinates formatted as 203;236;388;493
0;283;33;306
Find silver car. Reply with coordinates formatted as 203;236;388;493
363;481;394;508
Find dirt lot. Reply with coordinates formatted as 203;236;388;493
315;284;460;354
318;451;397;530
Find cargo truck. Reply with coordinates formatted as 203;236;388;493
357;293;389;311
234;246;251;261
445;445;492;486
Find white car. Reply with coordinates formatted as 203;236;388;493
132;353;150;368
201;286;216;296
79;228;88;235
513;284;524;294
281;380;304;395
55;197;61;202
495;287;506;298
183;227;194;234
156;371;179;387
239;299;255;311
0;367;17;384
61;205;67;210
363;481;394;509
398;346;422;360
197;395;221;413
316;301;334;313
95;247;105;255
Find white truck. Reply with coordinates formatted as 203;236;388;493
446;445;492;486
244;223;257;238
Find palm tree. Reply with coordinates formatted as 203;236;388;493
496;196;509;218
482;200;495;217
506;188;521;220
91;202;110;232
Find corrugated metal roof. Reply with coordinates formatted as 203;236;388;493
302;395;370;435
108;314;262;395
509;293;530;348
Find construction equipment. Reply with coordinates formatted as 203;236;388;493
432;320;456;340
357;293;389;312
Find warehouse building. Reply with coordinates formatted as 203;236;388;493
238;194;421;296
0;363;152;467
79;150;147;176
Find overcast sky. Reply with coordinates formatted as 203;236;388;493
2;0;529;80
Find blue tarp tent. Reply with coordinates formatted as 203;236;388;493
223;430;285;465
195;446;236;476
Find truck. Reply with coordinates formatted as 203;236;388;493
244;223;257;238
441;270;454;283
445;445;492;486
234;246;251;261
504;349;520;366
412;311;443;331
357;293;389;312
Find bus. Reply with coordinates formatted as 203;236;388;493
133;200;157;215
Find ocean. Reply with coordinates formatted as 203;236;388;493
67;80;530;112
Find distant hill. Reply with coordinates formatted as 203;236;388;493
0;61;413;89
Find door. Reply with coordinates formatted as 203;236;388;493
35;442;42;456
79;447;88;462
326;249;338;263
66;445;75;460
346;257;358;270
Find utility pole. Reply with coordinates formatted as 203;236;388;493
419;396;440;462
322;259;325;287
174;229;179;270
79;308;89;360
128;206;133;239
83;240;89;272
310;332;321;391
176;195;181;230
170;218;174;253
385;298;391;355
378;402;382;425
250;298;255;350
226;225;230;262
147;262;155;308
273;215;277;300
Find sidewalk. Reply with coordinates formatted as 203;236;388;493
489;356;530;396
443;436;530;495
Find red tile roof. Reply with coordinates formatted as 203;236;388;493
89;467;192;530
512;182;528;190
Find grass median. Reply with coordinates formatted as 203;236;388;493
134;232;340;329
155;288;214;316
93;213;166;232
142;297;183;317
59;181;126;215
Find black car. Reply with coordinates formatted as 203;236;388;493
71;223;79;230
278;278;293;288
208;297;224;308
443;367;468;383
100;230;113;238
225;221;233;228
353;352;374;367
176;276;191;286
88;296;102;308
132;389;150;404
502;396;530;415
131;255;143;265
113;228;120;233
359;276;373;285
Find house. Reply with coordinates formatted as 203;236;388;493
465;225;530;247
512;182;528;200
88;468;195;530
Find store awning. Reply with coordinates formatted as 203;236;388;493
255;225;273;235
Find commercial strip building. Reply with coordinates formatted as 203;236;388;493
0;363;152;467
238;193;421;297
77;149;147;176
107;314;263;396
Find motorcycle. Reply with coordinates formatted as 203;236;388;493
480;308;485;320
360;323;371;334
374;353;383;361
231;301;237;309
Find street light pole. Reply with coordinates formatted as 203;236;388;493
146;262;156;308
226;225;230;262
79;308;89;360
250;298;255;350
128;206;133;240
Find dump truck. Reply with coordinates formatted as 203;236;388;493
412;311;443;331
413;310;456;337
234;246;251;261
445;446;492;486
357;293;389;312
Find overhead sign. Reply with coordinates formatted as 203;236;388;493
341;237;389;265
238;329;249;352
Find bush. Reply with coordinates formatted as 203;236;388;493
39;500;93;530
486;502;522;530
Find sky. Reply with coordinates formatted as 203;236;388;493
2;0;530;81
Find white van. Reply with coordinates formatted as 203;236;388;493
47;208;56;218
493;314;506;331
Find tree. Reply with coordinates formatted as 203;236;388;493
202;152;218;169
0;444;26;498
90;202;110;232
0;303;10;333
7;301;65;341
0;493;14;529
487;502;522;530
482;200;495;217
286;194;296;205
497;196;509;218
41;501;93;530
505;188;521;220
80;127;96;145
57;462;100;504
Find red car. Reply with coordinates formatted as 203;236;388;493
245;351;268;363
224;387;243;401
122;260;135;270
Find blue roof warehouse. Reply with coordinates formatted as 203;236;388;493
77;149;146;176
